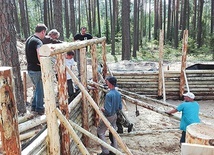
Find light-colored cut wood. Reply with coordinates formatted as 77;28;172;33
181;143;214;155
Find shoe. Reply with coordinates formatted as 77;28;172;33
117;130;123;134
37;110;45;115
128;123;133;133
109;151;116;155
97;152;109;155
31;107;35;112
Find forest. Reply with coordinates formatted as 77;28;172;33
14;0;214;60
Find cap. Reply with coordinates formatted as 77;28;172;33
106;76;117;87
67;51;74;56
183;92;195;99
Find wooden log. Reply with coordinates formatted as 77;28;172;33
22;71;27;103
55;108;90;155
91;44;100;126
39;37;106;56
180;30;188;97
18;113;35;124
0;67;21;155
56;53;70;155
68;92;82;113
18;115;46;133
80;47;89;146
102;41;107;78
20;129;40;141
114;75;159;79
186;123;214;146
65;66;133;155
158;30;164;97
181;143;214;155
21;129;47;155
112;71;159;75
40;57;60;155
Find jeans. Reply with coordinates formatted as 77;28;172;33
180;131;186;143
28;71;44;112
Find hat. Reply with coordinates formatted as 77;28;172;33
183;92;195;99
106;76;117;87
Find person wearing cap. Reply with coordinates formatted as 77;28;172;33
97;76;122;155
166;92;200;143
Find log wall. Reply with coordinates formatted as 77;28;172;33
112;70;214;100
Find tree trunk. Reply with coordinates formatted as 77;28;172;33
97;0;101;37
18;0;28;39
64;0;70;39
0;1;26;114
53;0;64;40
70;0;76;37
197;0;204;48
13;0;21;37
133;0;138;58
174;0;179;48
0;67;21;155
122;0;131;60
167;0;172;41
111;0;116;55
105;0;110;43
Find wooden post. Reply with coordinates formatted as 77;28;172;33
91;44;100;126
80;47;89;146
56;54;70;154
66;66;133;155
180;30;188;98
102;41;107;78
40;57;60;155
0;67;21;155
22;71;27;103
158;30;164;98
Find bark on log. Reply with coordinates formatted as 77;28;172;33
40;57;60;155
0;67;21;155
180;30;188;97
56;53;70;154
18;113;35;124
68;92;82;113
102;41;107;78
55;108;90;155
158;30;164;97
65;66;133;155
186;123;214;146
91;44;100;126
39;37;106;56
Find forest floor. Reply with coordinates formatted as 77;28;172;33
17;41;214;155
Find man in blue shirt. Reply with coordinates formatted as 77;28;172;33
166;92;200;143
97;76;122;155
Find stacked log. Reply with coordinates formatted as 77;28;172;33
112;70;214;100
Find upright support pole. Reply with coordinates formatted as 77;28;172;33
180;30;188;98
102;41;107;78
56;54;70;154
91;44;100;126
158;30;164;98
40;57;60;155
0;67;21;155
80;47;89;146
22;71;27;104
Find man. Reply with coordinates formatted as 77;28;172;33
42;29;62;44
73;27;93;80
97;76;122;155
25;23;47;115
166;92;200;143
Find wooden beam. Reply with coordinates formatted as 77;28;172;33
91;44;100;126
102;41;107;78
56;53;70;154
0;67;21;155
158;30;164;97
180;30;188;97
39;37;106;56
40;57;60;155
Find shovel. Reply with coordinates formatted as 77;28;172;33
135;103;140;116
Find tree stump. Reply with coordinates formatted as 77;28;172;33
186;123;214;146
